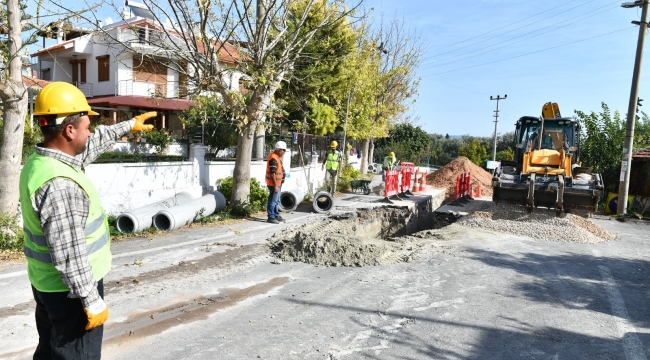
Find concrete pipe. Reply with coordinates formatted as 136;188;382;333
153;191;227;231
313;191;334;213
116;192;194;233
279;188;305;212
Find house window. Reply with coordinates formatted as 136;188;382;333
96;55;110;82
41;68;51;81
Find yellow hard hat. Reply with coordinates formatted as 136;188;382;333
330;140;338;148
389;152;395;157
33;82;99;122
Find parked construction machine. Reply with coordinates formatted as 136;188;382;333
492;102;604;215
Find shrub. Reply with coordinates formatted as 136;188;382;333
0;213;23;252
217;176;269;216
144;129;172;154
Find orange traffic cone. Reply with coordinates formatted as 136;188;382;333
476;183;482;197
413;169;419;193
419;173;426;192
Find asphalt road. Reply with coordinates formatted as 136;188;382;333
1;207;649;360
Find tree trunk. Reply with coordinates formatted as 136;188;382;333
231;120;257;205
369;138;375;168
252;121;265;160
360;138;370;175
0;0;27;215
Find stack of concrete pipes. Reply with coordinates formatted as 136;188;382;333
116;191;226;233
278;188;334;214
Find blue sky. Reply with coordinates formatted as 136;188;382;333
28;0;644;137
362;0;645;136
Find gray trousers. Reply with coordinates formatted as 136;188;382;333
325;169;338;194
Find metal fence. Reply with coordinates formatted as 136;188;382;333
188;120;361;167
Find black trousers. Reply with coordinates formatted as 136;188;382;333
32;279;104;360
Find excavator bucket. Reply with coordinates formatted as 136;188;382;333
492;171;604;215
542;102;561;118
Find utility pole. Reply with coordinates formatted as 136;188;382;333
618;0;649;215
490;94;507;162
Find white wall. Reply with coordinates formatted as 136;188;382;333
116;54;133;95
85;161;202;215
81;145;329;215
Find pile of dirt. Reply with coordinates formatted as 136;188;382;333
427;157;493;202
457;206;617;243
269;210;454;267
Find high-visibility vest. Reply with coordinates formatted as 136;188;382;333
384;156;396;170
265;152;285;186
19;153;111;292
325;150;341;171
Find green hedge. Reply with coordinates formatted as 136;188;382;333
96;152;186;163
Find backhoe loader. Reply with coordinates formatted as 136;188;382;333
492;102;604;215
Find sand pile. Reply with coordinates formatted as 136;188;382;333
457;206;617;243
428;157;494;202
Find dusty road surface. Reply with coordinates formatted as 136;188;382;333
1;203;649;359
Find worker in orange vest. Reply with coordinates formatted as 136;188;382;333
266;141;287;224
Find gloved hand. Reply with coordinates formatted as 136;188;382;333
84;298;109;330
131;111;157;132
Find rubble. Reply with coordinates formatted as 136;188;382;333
457;205;617;243
428;157;493;202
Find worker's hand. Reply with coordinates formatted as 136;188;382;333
274;185;280;194
84;298;108;330
132;112;157;132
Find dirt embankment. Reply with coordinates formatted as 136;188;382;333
427;157;493;202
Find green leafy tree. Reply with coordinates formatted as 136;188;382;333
275;0;357;135
459;138;488;166
576;103;650;192
183;95;239;157
374;123;430;163
495;148;514;161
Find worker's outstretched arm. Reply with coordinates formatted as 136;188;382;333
78;112;157;166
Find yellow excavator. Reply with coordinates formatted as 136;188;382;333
492;102;604;215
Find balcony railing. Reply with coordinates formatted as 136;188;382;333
119;25;169;47
72;82;93;97
116;79;189;98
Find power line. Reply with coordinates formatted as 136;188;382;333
420;3;620;70
419;26;634;77
428;0;585;55
424;0;615;61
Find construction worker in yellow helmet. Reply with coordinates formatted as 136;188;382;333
322;140;343;195
382;151;398;182
19;82;156;359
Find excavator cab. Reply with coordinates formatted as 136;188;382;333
493;103;603;215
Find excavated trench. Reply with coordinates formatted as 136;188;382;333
270;206;458;267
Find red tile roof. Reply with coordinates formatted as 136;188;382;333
31;39;75;57
633;146;650;159
22;76;51;89
87;95;193;111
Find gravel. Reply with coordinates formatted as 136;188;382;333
457;206;617;243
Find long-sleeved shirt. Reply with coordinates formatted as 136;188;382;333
29;119;134;307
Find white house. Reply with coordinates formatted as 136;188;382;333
30;4;244;138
